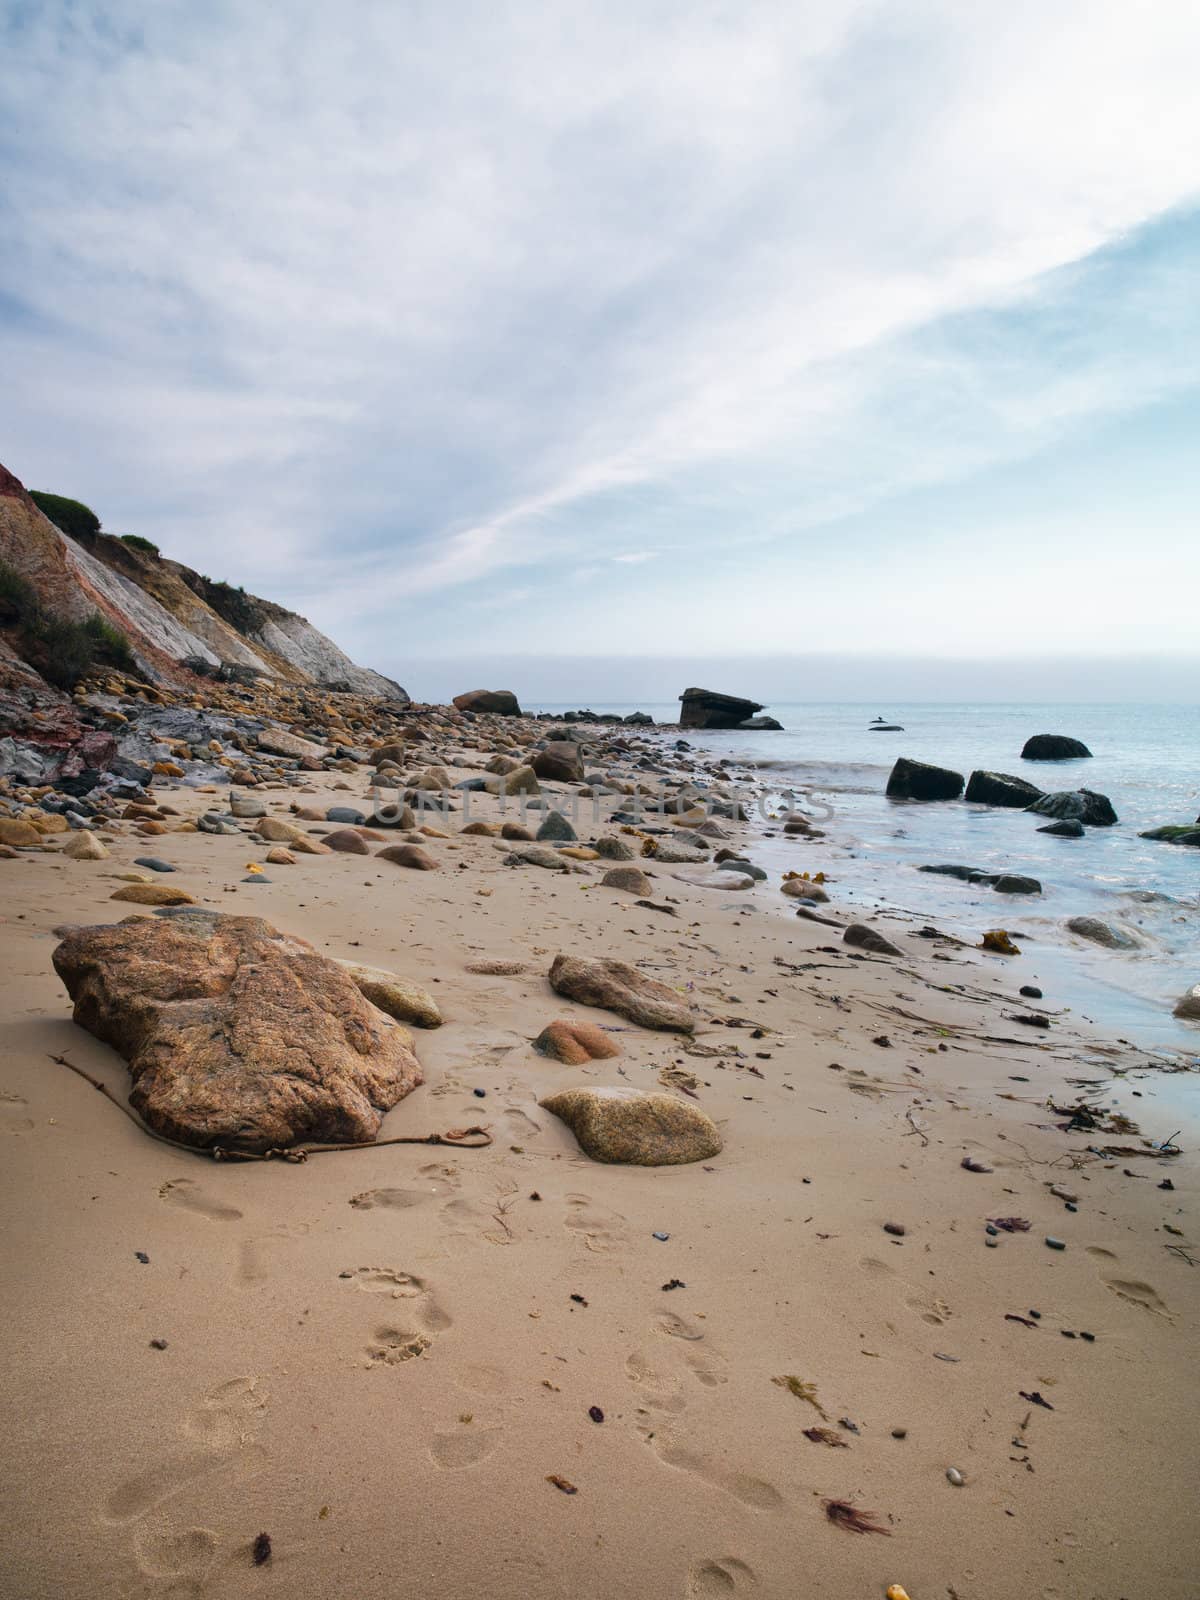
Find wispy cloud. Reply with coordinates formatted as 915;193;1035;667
1;0;1198;671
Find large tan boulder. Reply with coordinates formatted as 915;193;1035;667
0;818;42;848
531;742;584;783
256;728;329;761
255;817;308;843
338;962;442;1028
377;844;438;871
324;828;371;855
540;1087;721;1165
63;830;110;860
601;866;653;895
52;910;422;1152
548;954;694;1032
453;689;521;715
110;884;196;906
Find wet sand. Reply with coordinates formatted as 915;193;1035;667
1;740;1197;1600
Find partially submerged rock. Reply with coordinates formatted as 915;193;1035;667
1174;984;1200;1021
1140;824;1200;848
52;910;422;1151
1067;917;1141;951
965;771;1044;808
549;953;694;1032
1021;734;1092;760
533;1020;621;1065
1027;789;1117;827
678;687;768;730
540;1086;721;1165
886;757;964;801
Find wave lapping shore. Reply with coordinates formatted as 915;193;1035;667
1;692;1198;1600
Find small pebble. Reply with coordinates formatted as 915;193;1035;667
1064;1202;1078;1213
1029;1309;1041;1319
985;1224;999;1236
1061;1329;1076;1339
473;1088;486;1098
134;1251;150;1264
891;1428;907;1439
985;1237;998;1247
588;1406;604;1424
946;1467;965;1487
1045;1236;1066;1250
652;1231;670;1241
149;1338;168;1350
883;1222;906;1237
1080;1331;1096;1342
1019;985;1043;999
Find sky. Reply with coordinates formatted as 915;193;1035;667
2;0;1198;701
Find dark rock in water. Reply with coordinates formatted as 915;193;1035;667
1021;734;1092;760
51;911;422;1151
532;741;585;783
624;712;654;726
1027;789;1117;827
452;688;521;716
737;715;784;731
1020;984;1043;999
1174;984;1200;1020
990;874;1041;895
886;757;964;801
844;923;903;956
1139;824;1200;848
920;864;988;882
678;687;767;730
1067;916;1140;950
1038;818;1085;837
965;770;1045;809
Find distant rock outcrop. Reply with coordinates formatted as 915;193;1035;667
678;687;775;729
453;689;522;715
1;459;405;699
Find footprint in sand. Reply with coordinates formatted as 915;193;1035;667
504;1106;542;1139
626;1350;688;1413
645;1437;783;1512
859;1255;896;1279
365;1325;433;1365
906;1292;952;1327
349;1173;458;1209
1104;1278;1172;1317
564;1194;628;1252
687;1557;758;1595
353;1269;451;1366
0;1093;34;1134
429;1427;503;1470
455;1362;509;1396
159;1178;242;1222
103;1377;268;1524
654;1310;706;1343
132;1525;218;1581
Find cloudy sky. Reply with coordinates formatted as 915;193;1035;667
2;0;1198;698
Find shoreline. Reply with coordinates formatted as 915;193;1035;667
2;700;1198;1598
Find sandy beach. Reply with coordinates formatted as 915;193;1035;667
2;719;1197;1600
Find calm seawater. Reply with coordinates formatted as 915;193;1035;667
530;702;1200;1058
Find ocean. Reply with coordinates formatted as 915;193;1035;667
529;700;1200;1059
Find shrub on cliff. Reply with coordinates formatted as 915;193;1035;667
119;533;160;556
29;491;102;542
0;559;135;687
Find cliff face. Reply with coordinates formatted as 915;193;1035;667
0;461;407;701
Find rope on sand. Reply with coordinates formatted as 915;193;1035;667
47;1053;493;1163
